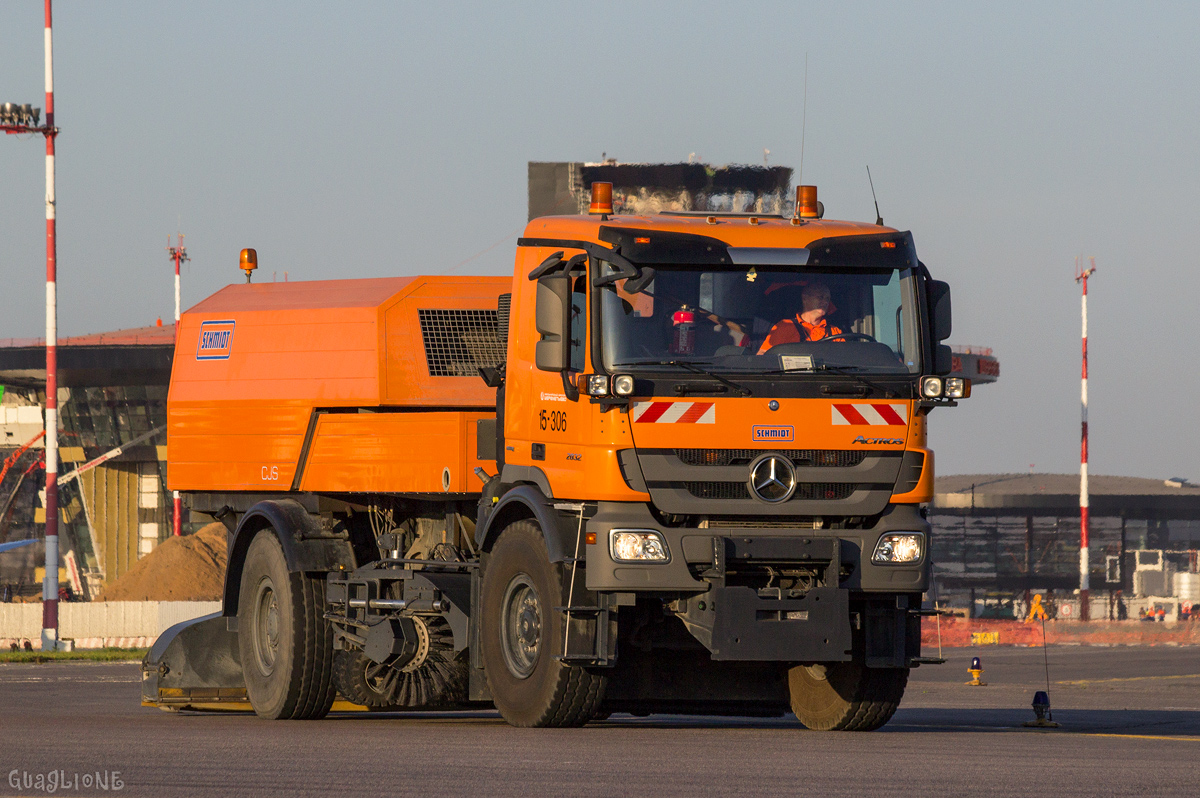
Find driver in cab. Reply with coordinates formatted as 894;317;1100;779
756;281;842;354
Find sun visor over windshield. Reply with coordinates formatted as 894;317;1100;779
598;227;732;265
805;231;917;270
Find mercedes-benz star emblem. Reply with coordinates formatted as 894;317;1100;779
748;454;797;503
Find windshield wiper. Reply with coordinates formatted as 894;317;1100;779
614;360;753;397
815;364;898;399
760;363;899;399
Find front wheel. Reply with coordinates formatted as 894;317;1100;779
788;662;907;731
481;519;606;727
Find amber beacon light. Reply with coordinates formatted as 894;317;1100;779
589;182;614;217
795;185;819;220
240;248;258;283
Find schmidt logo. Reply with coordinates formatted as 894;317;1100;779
752;425;794;442
852;435;903;445
196;319;236;361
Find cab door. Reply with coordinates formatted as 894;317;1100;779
504;247;592;498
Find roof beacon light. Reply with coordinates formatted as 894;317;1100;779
240;248;258;283
793;185;819;223
589;182;614;218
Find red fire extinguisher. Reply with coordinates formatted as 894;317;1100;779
671;305;695;355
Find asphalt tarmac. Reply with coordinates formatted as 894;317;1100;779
3;646;1200;797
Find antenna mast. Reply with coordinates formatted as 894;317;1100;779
167;232;189;323
798;53;808;188
867;165;883;226
166;232;189;537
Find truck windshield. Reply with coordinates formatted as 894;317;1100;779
599;264;922;375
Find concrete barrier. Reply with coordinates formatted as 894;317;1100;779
1;601;221;649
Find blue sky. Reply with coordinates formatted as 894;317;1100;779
1;1;1198;479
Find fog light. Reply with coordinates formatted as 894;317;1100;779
581;374;609;396
610;530;669;562
612;374;635;396
873;532;924;563
920;376;943;398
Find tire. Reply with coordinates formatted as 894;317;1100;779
788;662;908;731
481;519;606;727
238;529;336;720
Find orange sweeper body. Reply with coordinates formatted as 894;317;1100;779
169;275;507;495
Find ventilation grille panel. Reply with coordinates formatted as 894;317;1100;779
418;309;505;377
684;482;858;501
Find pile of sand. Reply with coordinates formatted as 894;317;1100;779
96;522;228;602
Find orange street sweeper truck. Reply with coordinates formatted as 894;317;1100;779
142;182;967;730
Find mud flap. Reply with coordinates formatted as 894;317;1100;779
141;613;250;711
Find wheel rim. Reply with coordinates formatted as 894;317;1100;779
499;574;542;679
252;578;281;676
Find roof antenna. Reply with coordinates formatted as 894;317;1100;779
798;53;808;188
866;165;883;226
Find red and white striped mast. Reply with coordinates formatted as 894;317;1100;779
42;0;60;649
166;234;188;536
1075;256;1096;622
1;1;60;647
168;234;187;325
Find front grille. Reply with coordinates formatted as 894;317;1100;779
675;449;865;468
794;483;857;500
418;309;505;377
684;482;858;501
686;482;751;500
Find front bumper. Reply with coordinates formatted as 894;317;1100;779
583;501;931;594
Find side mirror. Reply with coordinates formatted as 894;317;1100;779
934;344;953;376
929;280;952;342
534;275;571;372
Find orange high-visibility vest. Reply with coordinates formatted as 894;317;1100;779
757;315;843;354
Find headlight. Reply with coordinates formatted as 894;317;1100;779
872;532;924;564
920;376;943;398
610;529;669;562
581;374;609;396
944;377;970;399
612;374;635;396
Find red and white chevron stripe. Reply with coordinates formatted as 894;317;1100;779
632;401;716;424
831;403;907;426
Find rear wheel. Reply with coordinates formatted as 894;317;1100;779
237;530;335;719
481;519;606;727
788;662;908;731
